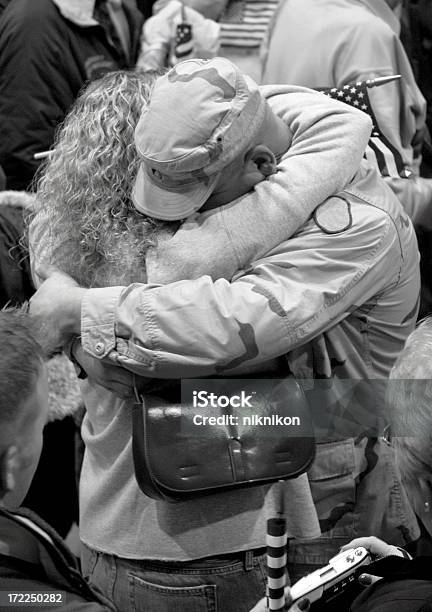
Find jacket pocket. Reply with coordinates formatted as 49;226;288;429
307;438;356;536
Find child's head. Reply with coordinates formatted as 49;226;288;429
132;57;292;220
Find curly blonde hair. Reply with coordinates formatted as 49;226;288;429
33;69;174;288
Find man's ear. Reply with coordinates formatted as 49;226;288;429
246;145;278;178
0;446;18;496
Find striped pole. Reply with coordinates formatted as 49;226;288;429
266;517;287;611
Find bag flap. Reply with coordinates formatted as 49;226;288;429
134;378;315;498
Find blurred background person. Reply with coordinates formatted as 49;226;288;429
0;0;144;191
0;308;115;611
140;0;280;82
262;0;432;231
261;0;432;318
400;0;432;317
0;189;82;539
251;316;432;610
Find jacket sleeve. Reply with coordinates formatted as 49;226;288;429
336;19;432;228
148;86;373;284
0;4;83;189
80;202;401;378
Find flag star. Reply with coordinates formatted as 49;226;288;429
343;84;349;89
337;91;344;97
350;87;356;94
345;95;352;102
361;104;367;110
358;92;364;98
331;88;337;93
353;100;359;106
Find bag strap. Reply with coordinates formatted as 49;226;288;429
131;381;171;501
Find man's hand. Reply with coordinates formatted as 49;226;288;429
29;266;87;356
249;589;310;612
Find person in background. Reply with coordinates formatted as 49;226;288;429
400;0;432;316
144;0;280;81
262;0;432;232
0;308;115;612
0;189;82;539
335;318;432;611
251;317;432;611
401;0;432;151
0;0;143;191
0;190;34;307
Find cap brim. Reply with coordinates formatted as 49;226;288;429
132;165;220;221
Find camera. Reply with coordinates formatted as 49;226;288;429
290;546;371;609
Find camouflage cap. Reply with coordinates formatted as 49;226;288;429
132;57;267;221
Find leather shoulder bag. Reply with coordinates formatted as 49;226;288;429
132;377;315;502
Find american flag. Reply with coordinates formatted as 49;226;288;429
318;78;411;179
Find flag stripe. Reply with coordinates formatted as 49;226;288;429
370;136;400;177
367;140;391;176
219;0;279;47
364;144;382;174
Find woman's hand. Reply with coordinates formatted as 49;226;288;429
29;266;86;355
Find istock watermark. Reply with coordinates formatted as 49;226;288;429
180;379;308;437
192;390;254;409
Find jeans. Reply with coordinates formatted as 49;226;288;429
81;543;267;612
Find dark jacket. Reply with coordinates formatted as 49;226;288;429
351;555;432;612
0;201;33;306
0;506;116;611
0;0;143;190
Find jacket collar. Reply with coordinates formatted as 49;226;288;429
51;0;98;26
355;0;400;35
51;0;126;27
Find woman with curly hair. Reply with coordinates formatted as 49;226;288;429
32;69;171;289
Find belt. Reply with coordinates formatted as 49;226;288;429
137;547;267;571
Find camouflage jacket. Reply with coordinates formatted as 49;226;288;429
82;164;419;394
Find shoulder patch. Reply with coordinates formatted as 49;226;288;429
313;196;352;234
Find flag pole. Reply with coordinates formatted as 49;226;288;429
365;75;401;88
266;481;287;612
